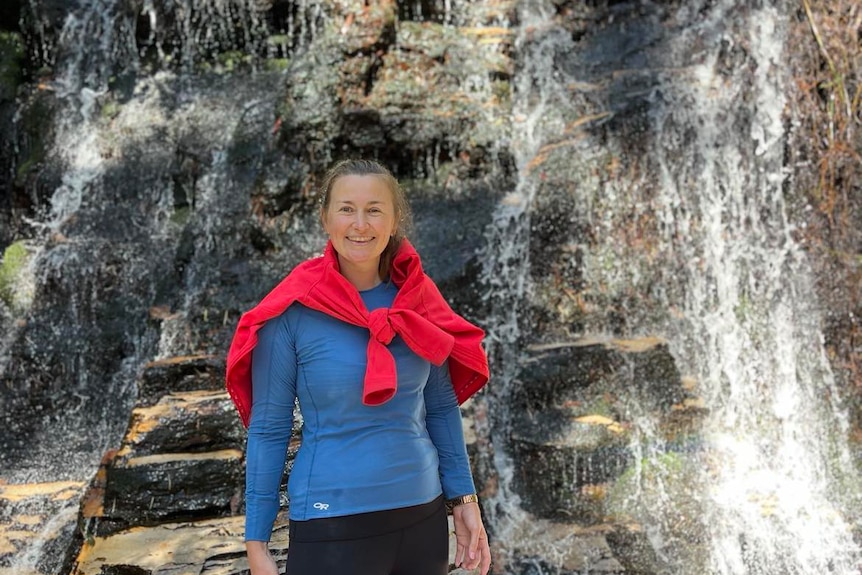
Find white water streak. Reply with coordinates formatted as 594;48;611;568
478;0;581;564
650;4;860;574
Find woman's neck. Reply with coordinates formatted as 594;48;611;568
337;257;382;291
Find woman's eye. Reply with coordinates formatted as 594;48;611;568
339;206;353;213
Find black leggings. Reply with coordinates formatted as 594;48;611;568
286;495;448;575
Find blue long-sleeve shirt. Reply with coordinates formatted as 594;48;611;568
244;280;476;541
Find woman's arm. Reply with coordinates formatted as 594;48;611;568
424;360;491;575
423;360;476;498
245;313;297;572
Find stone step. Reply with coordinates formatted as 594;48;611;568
138;355;225;407
104;449;243;524
117;389;244;457
72;512;476;574
71;514;288;575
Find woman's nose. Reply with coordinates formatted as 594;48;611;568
353;212;369;228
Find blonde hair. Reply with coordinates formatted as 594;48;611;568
319;159;413;278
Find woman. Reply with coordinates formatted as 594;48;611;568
225;159;493;575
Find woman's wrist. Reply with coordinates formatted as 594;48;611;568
446;493;479;512
245;540;270;554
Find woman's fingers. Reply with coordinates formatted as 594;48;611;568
455;540;466;567
453;502;491;571
468;524;480;562
479;533;492;575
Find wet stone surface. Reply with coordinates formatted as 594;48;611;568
0;481;87;575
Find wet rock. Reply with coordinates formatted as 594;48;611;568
357;21;512;164
0;31;29;248
0;481;87;575
71;506;477;575
116;390;244;456
278;9;513;181
104;448;243;524
0;2;21;33
515;337;689;424
507;520;625;575
71;514;289;575
0;32;23;102
137;355;225;406
7;89;58;226
509;337;693;522
604;524;663;575
515;337;685;417
101;381;247;525
336;0;396;55
512;412;631;522
604;449;709;574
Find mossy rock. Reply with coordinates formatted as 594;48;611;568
0;31;23;102
0;240;33;312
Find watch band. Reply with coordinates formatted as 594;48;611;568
446;493;479;510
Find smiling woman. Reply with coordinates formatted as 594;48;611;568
318;159;413;287
227;159;493;575
321;173;400;290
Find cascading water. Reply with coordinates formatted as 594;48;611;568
478;0;583;563
1;1;308;572
478;0;862;573
644;4;862;573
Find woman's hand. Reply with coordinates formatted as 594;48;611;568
452;502;492;575
246;541;279;575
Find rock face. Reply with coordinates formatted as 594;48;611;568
0;0;860;574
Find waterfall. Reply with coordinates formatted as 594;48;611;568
480;0;862;573
477;0;585;561
1;0;298;571
3;0;860;573
646;4;862;573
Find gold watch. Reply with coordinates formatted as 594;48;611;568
446;493;479;512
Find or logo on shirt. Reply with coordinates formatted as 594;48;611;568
313;502;330;510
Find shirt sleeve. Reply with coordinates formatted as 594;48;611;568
423;359;477;499
244;311;297;542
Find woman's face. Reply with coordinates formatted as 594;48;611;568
322;174;398;274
